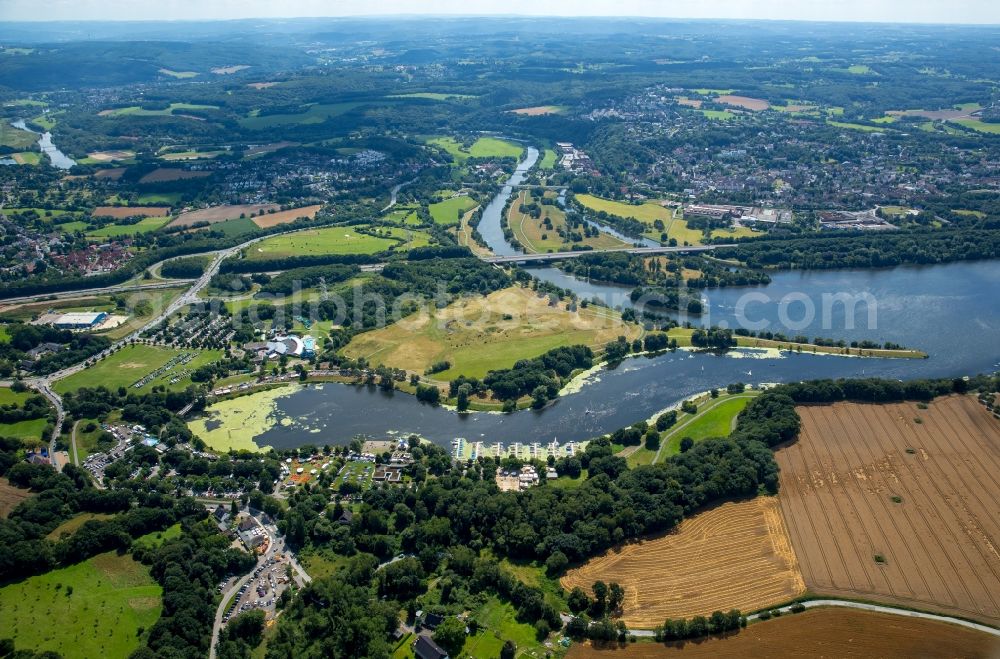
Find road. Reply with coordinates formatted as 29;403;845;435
626;599;1000;637
208;516;311;659
0;280;196;308
482;244;730;264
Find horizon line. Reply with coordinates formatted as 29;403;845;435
2;14;999;27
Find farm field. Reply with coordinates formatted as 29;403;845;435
98;102;217;117
251;204;323;228
0;124;38;150
239;101;372;129
246;225;400;259
87;216;171;238
777;396;1000;625
560;498;805;628
0;477;32;517
342;285;641;380
510;105;566;115
428;194;477;225
702;109;735;120
508;190;628;253
576;194;700;244
0;551;162;659
169;203;278;227
53;345;223;395
12;152;41;165
567;608;1000;658
92;206;170;218
138;168;211;184
388;92;476;100
715;95;769;110
427;136;524;162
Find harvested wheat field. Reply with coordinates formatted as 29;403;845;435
169;203;278;227
715;95;769;111
567;608;1000;658
92;206;170;218
561;498;805;628
778;396;1000;625
251;204;322;228
94;167;125;180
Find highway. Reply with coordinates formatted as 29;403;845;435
482;244;730;264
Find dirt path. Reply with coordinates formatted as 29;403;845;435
71;419;80;466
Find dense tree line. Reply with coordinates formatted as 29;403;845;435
160;256;210;279
257;264;360;296
716;228;1000;270
477;345;593;405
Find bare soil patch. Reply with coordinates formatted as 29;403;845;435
211;65;249;74
561;498;805;627
251;204;322;228
715;95;769;111
87;150;134;162
247;82;277;89
676;97;703;108
92;206;170;219
139;169;211;184
777;396;1000;625
94;168;126;180
567;608;1000;658
0;477;32;517
169;203;278;227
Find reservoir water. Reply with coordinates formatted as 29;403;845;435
219;149;1000;449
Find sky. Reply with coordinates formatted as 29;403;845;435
1;0;998;24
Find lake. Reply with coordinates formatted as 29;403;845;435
199;149;1000;450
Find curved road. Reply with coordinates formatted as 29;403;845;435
627;599;1000;637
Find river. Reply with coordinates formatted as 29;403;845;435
11;119;76;170
201;148;1000;450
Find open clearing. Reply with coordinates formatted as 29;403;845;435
0;477;32;517
0;551;162;659
92;206;170;218
342;285;641;380
54;344;222;395
169;203;278;227
715;95;769;111
777;396;1000;625
138;168;211;184
427;136;524;162
510;105;566;115
251;204;323;228
561;498;805;627
247;225;400;260
429;195;477;225
567;608;1000;658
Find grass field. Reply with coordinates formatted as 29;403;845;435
539;148;558;169
653;393;756;462
342;286;641;380
827;120;885;132
388;92;476;100
133;523;182;550
98;102;217;117
210;216;261;237
954;119;1000;134
567;608;1000;658
53;344;223;395
508;190;628;253
0;551;162;658
158;68;198;78
576;194;700;244
0;386;31;406
86;216;171;238
136;192;182;205
461;598;542;658
702;109;736;120
0;418;48;442
428;195;477;225
1;124;38;150
779;396;1000;625
0;477;32;517
47;512;115;540
561;498;805;627
12;151;41;165
510;105;567;115
240;101;374;129
427;136;524;162
246;225;399;259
